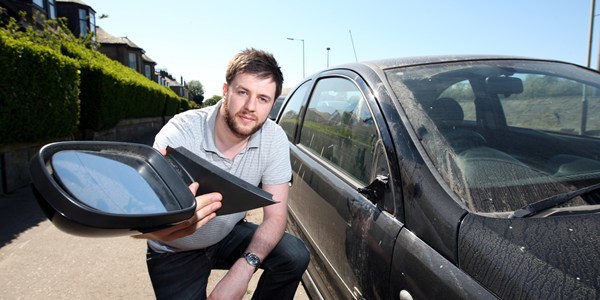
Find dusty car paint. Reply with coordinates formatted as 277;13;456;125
278;56;600;299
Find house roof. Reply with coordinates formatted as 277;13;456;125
55;0;94;11
142;54;156;65
95;26;142;50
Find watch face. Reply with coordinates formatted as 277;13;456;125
245;252;260;267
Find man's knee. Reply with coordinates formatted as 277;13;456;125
281;234;310;274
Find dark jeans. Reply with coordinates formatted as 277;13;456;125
146;220;310;300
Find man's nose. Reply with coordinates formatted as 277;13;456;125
244;96;257;111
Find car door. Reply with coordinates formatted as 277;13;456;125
285;72;403;299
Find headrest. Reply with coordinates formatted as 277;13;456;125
428;97;464;123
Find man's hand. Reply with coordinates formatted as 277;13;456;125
133;182;222;241
133;173;222;242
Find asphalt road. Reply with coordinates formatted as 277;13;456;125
0;131;309;299
0;187;311;299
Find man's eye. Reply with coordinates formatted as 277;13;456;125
259;98;269;103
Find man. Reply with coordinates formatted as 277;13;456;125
137;48;309;299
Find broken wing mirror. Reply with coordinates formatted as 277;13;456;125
30;141;276;237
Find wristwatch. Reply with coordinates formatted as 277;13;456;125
242;252;261;270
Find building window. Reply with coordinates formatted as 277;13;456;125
78;9;88;37
128;52;138;70
33;0;44;8
145;65;152;79
48;0;56;19
89;11;96;41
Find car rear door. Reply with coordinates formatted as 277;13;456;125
283;71;403;299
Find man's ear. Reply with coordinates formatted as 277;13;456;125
222;83;228;97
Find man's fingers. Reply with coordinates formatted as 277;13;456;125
188;182;199;195
195;192;222;211
133;176;223;242
134;192;222;242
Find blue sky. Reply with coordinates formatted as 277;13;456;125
82;0;594;97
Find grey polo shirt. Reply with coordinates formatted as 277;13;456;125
148;101;291;252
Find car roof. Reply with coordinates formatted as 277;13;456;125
331;54;564;72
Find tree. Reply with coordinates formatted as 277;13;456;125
203;95;222;107
186;80;205;104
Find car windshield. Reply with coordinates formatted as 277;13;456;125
385;60;600;215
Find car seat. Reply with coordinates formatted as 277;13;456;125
428;97;486;152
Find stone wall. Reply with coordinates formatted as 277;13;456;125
0;116;168;195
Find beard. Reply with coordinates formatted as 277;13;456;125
223;96;265;139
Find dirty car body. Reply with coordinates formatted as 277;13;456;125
276;56;600;299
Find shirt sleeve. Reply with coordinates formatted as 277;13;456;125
261;124;292;185
153;114;194;151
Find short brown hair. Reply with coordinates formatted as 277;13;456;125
225;48;284;99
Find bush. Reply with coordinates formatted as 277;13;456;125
1;15;191;141
0;30;80;143
60;41;186;130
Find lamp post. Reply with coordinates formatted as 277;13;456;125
326;47;331;67
587;0;596;68
287;37;305;78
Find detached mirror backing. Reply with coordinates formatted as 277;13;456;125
30;141;277;237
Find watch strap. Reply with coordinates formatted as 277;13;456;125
242;252;261;270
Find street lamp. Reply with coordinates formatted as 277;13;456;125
587;0;596;68
326;47;331;67
287;37;305;78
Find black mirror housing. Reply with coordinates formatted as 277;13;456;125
30;141;196;237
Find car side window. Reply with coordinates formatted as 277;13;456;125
299;77;379;185
279;81;311;141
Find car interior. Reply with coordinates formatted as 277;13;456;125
391;63;600;214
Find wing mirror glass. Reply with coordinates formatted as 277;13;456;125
30;141;276;237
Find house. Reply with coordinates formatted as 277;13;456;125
55;0;95;40
157;69;189;100
1;0;189;98
95;26;157;81
0;0;57;27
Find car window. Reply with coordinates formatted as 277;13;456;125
299;77;379;185
279;81;311;141
499;75;600;135
268;96;285;120
386;60;600;215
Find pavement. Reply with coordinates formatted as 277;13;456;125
0;131;310;299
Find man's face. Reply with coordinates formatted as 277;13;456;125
222;72;276;139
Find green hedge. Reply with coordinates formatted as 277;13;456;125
60;41;187;131
0;30;80;143
0;18;194;143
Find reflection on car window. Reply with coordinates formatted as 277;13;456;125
385;60;600;215
268;96;285;120
299;77;378;185
280;81;310;141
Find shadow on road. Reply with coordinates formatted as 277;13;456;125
0;185;47;248
0;129;159;250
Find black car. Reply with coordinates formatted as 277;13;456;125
275;56;600;299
